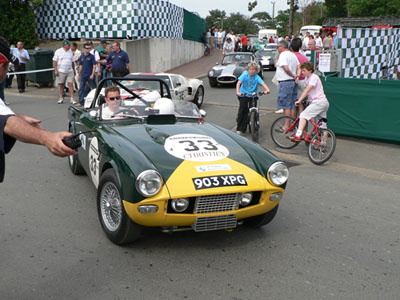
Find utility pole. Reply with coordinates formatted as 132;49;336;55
288;0;294;36
271;1;276;24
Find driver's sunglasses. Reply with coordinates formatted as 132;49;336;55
84;47;90;50
108;96;121;101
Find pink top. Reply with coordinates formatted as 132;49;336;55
293;52;308;80
305;73;328;103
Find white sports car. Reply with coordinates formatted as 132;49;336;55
84;73;205;108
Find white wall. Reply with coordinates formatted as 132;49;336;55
122;38;203;73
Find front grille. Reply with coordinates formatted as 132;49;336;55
217;76;236;83
193;214;237;232
194;193;239;214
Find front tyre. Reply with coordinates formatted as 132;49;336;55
271;116;299;149
307;128;336;165
97;169;142;245
68;127;85;175
249;110;259;143
194;85;204;108
244;205;279;228
209;78;217;87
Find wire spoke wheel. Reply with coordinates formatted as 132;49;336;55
270;116;299;149
100;182;123;232
307;128;336;165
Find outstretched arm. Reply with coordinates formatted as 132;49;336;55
4;116;76;157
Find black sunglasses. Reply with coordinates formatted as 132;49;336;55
84;47;91;50
108;96;121;101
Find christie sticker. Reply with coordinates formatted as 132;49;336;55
192;174;247;190
164;134;229;162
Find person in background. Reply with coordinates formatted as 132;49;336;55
71;42;81;91
302;32;310;51
290;38;309;112
314;32;323;49
0;37;75;183
86;41;101;85
241;33;249;52
308;35;315;50
323;34;332;50
222;37;234;55
275;40;299;128
268;36;274;43
95;40;108;83
11;41;30;93
53;39;76;104
217;29;224;50
214;28;219;49
206;29;211;47
107;41;131;77
78;43;96;107
235;34;241;52
332;32;337;49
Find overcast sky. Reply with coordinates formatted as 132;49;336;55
168;0;290;19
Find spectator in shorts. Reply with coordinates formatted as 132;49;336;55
292;62;329;142
53;40;76;104
275;40;299;128
222;37;234;55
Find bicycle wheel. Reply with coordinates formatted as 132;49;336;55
270;116;299;149
249;110;259;143
307;128;336;165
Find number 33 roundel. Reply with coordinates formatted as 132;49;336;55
164;134;230;162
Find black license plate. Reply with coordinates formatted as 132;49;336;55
192;175;247;190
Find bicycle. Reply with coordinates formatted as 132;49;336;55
240;91;268;143
204;44;211;56
270;114;336;165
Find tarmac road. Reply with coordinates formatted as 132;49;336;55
1;68;399;299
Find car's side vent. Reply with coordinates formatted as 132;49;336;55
188;87;193;95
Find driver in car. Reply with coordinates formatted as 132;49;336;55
102;86;140;119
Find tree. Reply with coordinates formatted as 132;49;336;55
348;0;400;17
299;0;326;25
274;9;302;36
205;9;227;29
250;12;272;29
325;0;347;17
224;13;258;34
0;0;42;48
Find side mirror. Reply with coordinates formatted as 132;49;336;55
176;82;181;87
89;110;98;119
199;109;207;118
215;62;219;65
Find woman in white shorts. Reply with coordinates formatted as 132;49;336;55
292;61;329;142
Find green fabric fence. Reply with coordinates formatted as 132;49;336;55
322;77;400;143
182;9;207;42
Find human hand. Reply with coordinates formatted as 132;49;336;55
295;99;301;106
236;92;242;97
90;74;94;80
18;115;43;129
55;70;59;77
43;131;77;157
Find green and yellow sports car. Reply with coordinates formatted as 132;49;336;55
67;76;289;245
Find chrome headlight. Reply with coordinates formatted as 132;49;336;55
208;70;215;77
238;192;253;206
171;198;189;212
267;162;289;186
136;170;163;197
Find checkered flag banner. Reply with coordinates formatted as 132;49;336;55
338;27;400;79
35;0;184;40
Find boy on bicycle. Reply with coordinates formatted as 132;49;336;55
292;61;329;142
236;62;270;134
